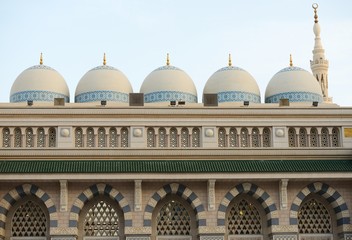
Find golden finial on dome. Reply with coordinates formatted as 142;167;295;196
103;53;106;65
39;53;43;65
289;54;293;67
228;53;232;66
166;53;170;66
312;3;319;23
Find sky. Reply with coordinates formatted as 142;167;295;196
0;0;351;105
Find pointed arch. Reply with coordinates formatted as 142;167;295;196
69;184;132;229
289;182;350;228
143;183;206;227
0;184;58;237
217;183;279;231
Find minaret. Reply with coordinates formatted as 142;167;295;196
310;3;332;103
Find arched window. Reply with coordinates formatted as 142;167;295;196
79;196;124;240
147;127;155;147
299;128;308;147
288;128;296;147
75;127;83;147
156;200;191;236
218;128;226;147
262;127;271;147
229;128;238;147
25;128;34;147
331;127;340;147
181;127;189;147
7;196;49;239
2;127;10;148
192;127;200;147
227;198;262;235
321;127;330;147
37;128;45;147
98;127;106;147
14;127;22;148
240;128;249;147
109;127;118;147
252;127;260;147
87;127;95;147
121;127;129;147
170;127;178;148
298;198;332;234
48;127;56;147
310;128;319;147
158;128;167;147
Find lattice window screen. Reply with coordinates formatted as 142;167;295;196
3;127;10;148
109;128;118;148
252;128;260;147
192;127;200;147
14;128;22;148
331;127;340;147
262;127;271;147
98;127;106;147
181;128;189;147
288;128;296;147
25;128;34;147
310;128;319;147
121;127;129;147
321;128;330;147
75;128;83;147
298;199;332;234
147;128;155;147
48;127;56;147
87;127;95;147
156;200;191;235
299;128;307;147
83;200;119;237
240;128;249;147
158;128;167;148
37;127;45;148
229;128;237;147
227;199;262;235
170;128;178;148
11;200;48;237
218;128;226;147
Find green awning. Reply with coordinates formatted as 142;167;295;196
0;160;351;174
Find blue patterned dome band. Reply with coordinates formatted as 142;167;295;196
265;91;323;103
215;66;245;73
10;90;69;103
144;91;197;103
218;91;261;103
75;90;129;103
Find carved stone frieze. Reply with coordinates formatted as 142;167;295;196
198;226;226;234
125;227;152;235
50;227;77;236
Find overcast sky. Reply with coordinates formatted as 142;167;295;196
0;0;351;105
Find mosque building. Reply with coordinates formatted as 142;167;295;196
0;4;352;240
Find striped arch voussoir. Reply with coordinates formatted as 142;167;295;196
69;183;132;229
143;183;206;227
217;182;279;228
0;184;58;237
289;182;350;227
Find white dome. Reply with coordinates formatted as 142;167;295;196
140;65;197;103
203;66;261;103
75;65;133;103
10;65;70;103
265;66;323;103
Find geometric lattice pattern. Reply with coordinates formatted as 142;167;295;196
288;128;296;147
298;199;332;234
156;200;191;235
228;199;262;235
83;200;119;237
11;200;47;237
218;128;226;147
